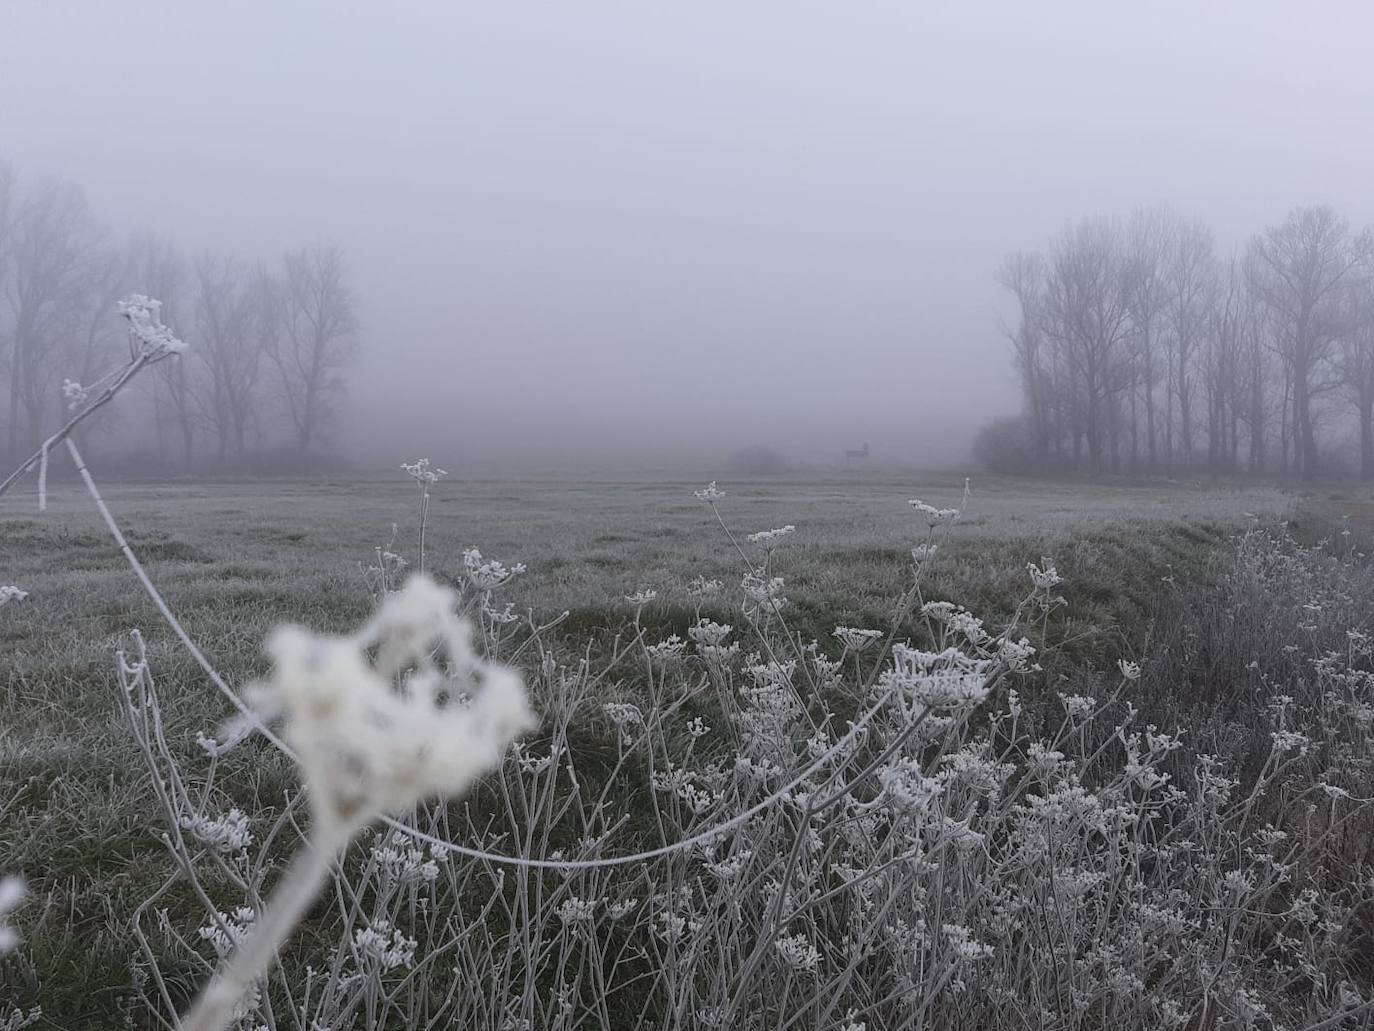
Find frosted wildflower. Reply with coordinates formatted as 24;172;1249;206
199;908;256;958
400;458;447;485
833;626;883;652
119;294;188;357
947;609;987;644
353;920;418;970
245;574;537;839
877;759;943;814
706;849;753;881
607;898;638;921
556;897;598;925
908;499;960;527
512;742;553;775
179;808;253;855
62;378;89;410
1027;559;1062;590
1270;729;1310;754
1027;742;1067;776
700;643;741;665
686;716;710;738
997;635;1036;670
920;600;956;621
371;842;440;884
645;635;686;662
483;600;520;626
694;481;726;502
943;923;993;961
1118;659;1142;681
774;933;821;972
0;877;24;955
746;525;796;550
880;645;991;709
741;572;788;613
687;575;723;598
624;588;658;607
911;542;938;562
0;586;28;607
688;619;733;647
604;702;644;729
941;816;986;852
463;548;526;590
1057;693;1096;720
838;1010;867;1031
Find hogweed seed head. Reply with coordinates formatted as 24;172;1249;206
245;574;536;839
118;294;187;358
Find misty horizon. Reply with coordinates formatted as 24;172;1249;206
5;3;1374;473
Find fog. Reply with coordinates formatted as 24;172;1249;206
4;2;1374;474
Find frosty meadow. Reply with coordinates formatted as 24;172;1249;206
1;298;1373;1029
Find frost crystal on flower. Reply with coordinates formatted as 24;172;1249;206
400;458;447;484
463;548;526;590
556;896;598;924
774;932;821;971
911;543;938;562
0;586;28;607
1118;659;1141;680
624;588;658;607
180;808;254;855
604;702;645;728
371;841;441;884
118;294;187;357
687;575;723;598
746;525;796;549
62;378;89;410
353;920;418;970
1027;559;1063;590
833;626;883;652
245;574;537;837
742;573;788;614
880;645;991;709
646;635;686;662
688;619;733;647
908;499;960;526
199;908;256;958
694;481;726;502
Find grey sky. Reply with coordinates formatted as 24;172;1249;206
4;2;1374;471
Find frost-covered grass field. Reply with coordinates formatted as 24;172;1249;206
4;472;1374;1030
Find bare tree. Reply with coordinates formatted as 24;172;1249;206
1041;216;1135;477
1247;206;1369;480
269;243;357;458
4;175;103;462
1339;274;1374;480
1126;206;1175;472
1163;217;1216;472
996;251;1052;467
194;252;265;465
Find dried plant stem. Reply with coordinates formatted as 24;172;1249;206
0;352;151;502
180;829;344;1031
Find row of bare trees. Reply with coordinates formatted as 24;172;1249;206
986;204;1374;481
0;158;358;471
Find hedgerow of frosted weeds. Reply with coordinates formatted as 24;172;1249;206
84;471;1371;1030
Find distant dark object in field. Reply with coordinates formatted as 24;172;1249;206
844;442;870;461
727;445;789;476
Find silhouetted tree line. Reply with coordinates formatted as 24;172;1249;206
0;158;358;473
981;204;1374;481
